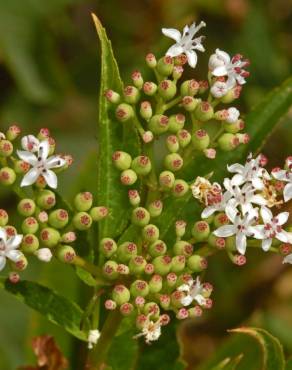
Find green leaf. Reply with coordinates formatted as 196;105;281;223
286;359;292;370
210;355;243;370
0;278;88;341
92;14;140;242
229;327;285;370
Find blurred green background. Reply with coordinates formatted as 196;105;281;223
0;0;292;369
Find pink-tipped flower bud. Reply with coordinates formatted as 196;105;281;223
187;255;208;272
100;238;117;258
115;103;134;122
103;260;119;280
149;240;167;257
182;96;199;112
144;263;154;275
204;148;216;159
73;212;92;231
192;129;210;151
148;199;163;218
177;308;189;320
208;234;226;249
21;234;39;254
49;209;69;229
188;306;203;318
153;255;172;275
218;133;240;151
177;129;191;148
104;89;120;104
105;299;117;310
36;190;56;210
148;114;169;135
14;160;30;174
0;209;8;227
38;128;50;140
135;296;145;307
159;170;175;190
142;224;160;243
0;167;16;186
40;228;60;248
131;70;144;89
171;290;184;308
128;189;140;206
123;85;140;104
9;272;20;284
131;207;150;227
142;130;154;143
175;220;187;237
173;65;184;80
136;314;148;330
131;155;152;176
143;81;157;96
130;280;149;297
74;192;93;212
191;221;210;241
158;80;177;101
17;199;36;217
164;153;183;172
171;255;186;273
149;274;163;293
0;140;13;157
117;242;137;263
166;272;177;287
159;294;171;310
12;255;28;271
168;114;185;134
120;302;134;316
173;241;193;256
166;135;179;153
157;56;174;76
129;255;147;274
120;169;138;186
56;245;76;264
174;54;188;66
61;231;77;243
140;101;152;120
90;206;109;221
112;284;130;305
6;124;21;141
180;79;200;96
145;53;157;68
117;264;130;275
22;217;39;234
143;302;160;319
112;151;132;171
233;254;247;266
198;80;209;94
236;133;250;144
172;179;189;198
194;101;214;121
279;243;292;256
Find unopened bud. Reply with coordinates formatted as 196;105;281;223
0;140;13;157
40;228;60;247
74;192;93;212
198;80;209;94
180;79;200;96
142;130;154;143
131;155;152;176
213;212;229;228
145;53;157;68
187;255;208;272
105;299;117;310
117;264;129;275
6;125;21;141
49;209;69;229
158;80;177;101
204;148;216;159
130;280;149;297
172;179;189;197
104;89;120;104
131;70;144;89
149;240;167;257
166;135;179;153
159;294;171;310
135;296;145;307
12;254;28;271
177;308;189;320
34;248;53;262
143;302;160;319
191;221;210;241
236;133;250;144
115;103;134;122
166;272;177;287
61;231;76;243
14;160;30;174
153;255;172;275
142;224;159;242
112;285;130;305
218;133;240;151
120;169;138;185
128;189;140;206
73;212;92;230
112;151;132;171
188;306;203;318
36;190;56;210
149;274;163;293
0;167;16;186
56;245;76;264
194;101;214;121
21;234;39;253
129;255;147;274
175;220;186;237
123;85;140;104
17;199;36;217
148;200;163;217
156;56;174;76
90;206;109;221
173;65;184;80
103;260;119;280
38;128;50;140
131;207;150;227
208;234;226;249
177;129;191;148
148;114;169;135
159;170;175;190
164;153;183;172
171;255;186;273
192;129;210;151
120;302;134;316
144;263;155;275
0;209;8;226
143;81;157;96
182;96;199;112
117;242;137;263
22;217;39;234
9;272;20;284
173;241;193;256
140;101;152;120
168;114;185;133
171;290;184;308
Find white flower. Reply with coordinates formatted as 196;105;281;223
252;206;292;252
210;81;228;98
226;107;240;123
0;227;23;271
162;21;206;68
87;329;101;349
21;135;40;152
0;132;6;140
201;190;232;218
134;316;162;344
177;276;206;307
17;140;66;189
272;165;292;203
210;49;249;88
283;254;292;264
34;248;52;262
213;207;259;255
227;153;270;190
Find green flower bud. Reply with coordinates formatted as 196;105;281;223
168;114;185;134
143;302;160;320
17;199;36;217
115;103;134;122
145;53;157;68
182;96;199;112
207;234;226;249
175;220;187;237
153;255;172;275
149;240;167;257
21;234;39;253
177;129;191;148
236;133;250;145
131;207;150;227
0;167;16;186
199;80;209;94
56;245;76;264
37;128;50;140
159;171;175;190
6;125;21;141
171;290;184;308
213;212;229;228
131;70;144;89
187;255;208;272
194;101;214;121
112;284;130;305
158;80;177;101
142;224;159;242
100;238;117;257
129;255;147;274
90;206;108;221
143;81;157;96
149;274;163;293
103;260;119;280
11;254;28;271
120;302;134;316
40;227;61;248
112;151;132;171
191;221;210;241
120;169;137;185
73;212;92;230
0;140;13;157
48;209;69;229
74;192;93;212
104;89;121;104
60;231;76;243
171;255;186;273
166;272;177;287
217;133;240;151
130;280;149;297
166;135;179;153
140;101;152;120
220;85;241;103
0;209;8;226
180;79;200;96
4;225;17;236
173;65;184;80
164;153;183;172
36;190;56;210
128;189;140;206
173;241;193;256
142;130;154;143
117;242;137;263
188;306;203;318
14;160;30;174
172;179;189;198
223;119;244;134
159;294;171;310
148;114;169;135
156;56;174;76
131;155;152;176
123;85;140;104
22;217;39;234
192;129;210;151
147;200;163;218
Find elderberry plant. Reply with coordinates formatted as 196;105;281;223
1;14;292;370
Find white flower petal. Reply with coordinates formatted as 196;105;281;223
186;50;198;68
283;254;292;264
251;177;264;190
212;65;228;77
262;238;272;252
39;140;50;160
162;28;182;42
284;183;292;202
272;170;288;181
0;256;6;271
276;231;289;243
236;233;247;255
46;156;66;169
227;163;244;173
6;249;23;262
165;44;184;57
201;206;216;218
260;206;272;224
21;168;40;187
42;170;58;189
21;135;39;152
216;49;231;63
181;295;193;306
6;235;22;249
226;76;237;89
214;225;235;238
17;150;37;166
276;212;289;226
0;228;7;242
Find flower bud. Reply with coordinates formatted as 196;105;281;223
14;160;30;174
171;255;186;273
61;231;76;243
17;199;36;217
279;243;292;256
117;264;130;275
159;294;171;310
49;209;69;229
204;148;216;159
120;169;138;185
74;192;93;212
172;179;189;197
120;302;134;316
148;200;163;217
73;212;92;230
6;125;21;141
0;140;13;157
104;89;120;104
21;234;39;253
213;212;229;228
115;103;134;122
48;137;56;156
131;207;150;227
159;170;175;190
182;96;199;112
191;221;210;241
171;290;184;308
9;272;20;284
143;302;160;319
123;85;140;104
38;128;50;140
144;263;155;275
166;135;179;153
149;240;167;257
199;80;209;94
236;133;250;145
223;120;244;134
12;255;28;271
145;53;157;68
173;241;193;256
142;130;154;143
0;209;8;226
175;220;186;238
34;248;52;262
194;101;214;121
35;175;47;189
128;189;140;206
158;80;177;101
168;114;185;134
117;242;137;263
131;155;152;176
103;260;119;280
22;217;39;234
134;296;145;308
177;308;189;320
173;65;184;80
56;245;76;264
164;153;183;172
140;101;152;120
174;54;187;66
36;190;56;210
217;133;240;151
177;129;191;148
166;272;177;287
40;227;60;248
192;129;210;151
5;225;17;237
129;255;147;274
130;280;149;297
156;56;174;76
143;81;157;96
142;224;159;242
112;151;132;171
112;285;130;305
90;206;108;221
136;314;148;330
149;274;163;293
131;70;144;89
153;255;172;275
220;85;242;103
105;299;117;310
232;254;247;266
180;79;200;96
187;255;208;272
188;306;203;318
208;234;226;249
0;167;16;186
148;114;169;135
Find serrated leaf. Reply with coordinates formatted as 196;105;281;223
0;278;88;341
229;327;285;370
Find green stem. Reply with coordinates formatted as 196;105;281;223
73;256;109;285
162;95;182;112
